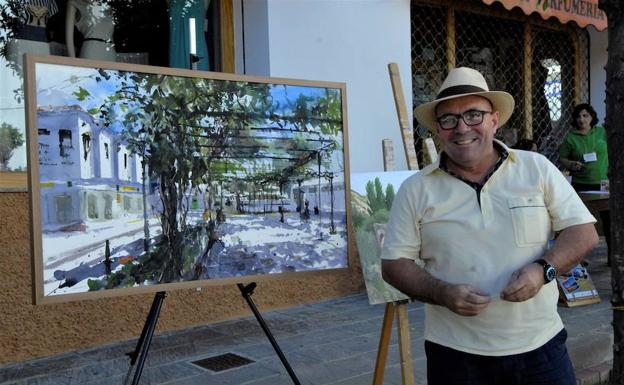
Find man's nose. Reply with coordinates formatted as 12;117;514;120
453;118;471;133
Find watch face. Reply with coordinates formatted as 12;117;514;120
546;266;557;282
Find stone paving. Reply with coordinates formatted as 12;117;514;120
0;240;614;385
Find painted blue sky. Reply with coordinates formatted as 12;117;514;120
36;63;341;135
350;170;418;195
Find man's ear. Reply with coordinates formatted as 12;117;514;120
491;111;500;131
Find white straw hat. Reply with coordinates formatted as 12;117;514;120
414;67;515;131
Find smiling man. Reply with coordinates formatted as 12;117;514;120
381;67;599;385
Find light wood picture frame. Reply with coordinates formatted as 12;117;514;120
25;54;352;304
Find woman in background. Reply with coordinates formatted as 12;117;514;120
560;103;610;263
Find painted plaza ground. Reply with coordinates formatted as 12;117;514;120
44;209;347;297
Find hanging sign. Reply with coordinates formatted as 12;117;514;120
482;0;607;31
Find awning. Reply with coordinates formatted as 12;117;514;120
481;0;607;31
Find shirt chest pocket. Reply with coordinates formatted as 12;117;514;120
507;196;551;247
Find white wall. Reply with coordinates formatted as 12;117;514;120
589;27;607;125
238;0;412;172
239;0;271;75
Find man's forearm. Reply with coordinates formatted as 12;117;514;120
559;158;572;169
381;258;447;305
546;223;598;273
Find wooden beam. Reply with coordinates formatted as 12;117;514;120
382;139;396;171
220;0;235;73
388;63;419;171
523;23;533;140
447;5;456;71
571;30;582;105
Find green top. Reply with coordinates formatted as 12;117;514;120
559;125;608;184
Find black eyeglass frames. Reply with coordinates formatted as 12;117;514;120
436;110;492;130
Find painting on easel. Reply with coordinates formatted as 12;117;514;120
25;54;352;304
350;171;416;304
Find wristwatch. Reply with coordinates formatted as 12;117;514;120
535;259;557;283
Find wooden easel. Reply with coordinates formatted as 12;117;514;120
373;300;414;385
371;63;420;385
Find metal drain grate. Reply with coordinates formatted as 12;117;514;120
192;353;255;372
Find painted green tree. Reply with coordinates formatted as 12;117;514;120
385;184;395;211
82;69;344;288
91;71;273;283
74;65;343;290
363;177;395;228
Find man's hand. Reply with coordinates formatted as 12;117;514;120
439;284;491;316
381;259;490;316
500;263;544;302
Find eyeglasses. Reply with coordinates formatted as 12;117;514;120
436;110;492;130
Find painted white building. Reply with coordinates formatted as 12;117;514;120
36;106;144;227
291;176;346;213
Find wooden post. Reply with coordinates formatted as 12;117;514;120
447;5;456;71
523;23;533;140
382;139;396;171
219;0;235;73
388;63;419;171
571;30;582;105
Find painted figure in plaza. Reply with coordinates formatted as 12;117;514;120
381;67;598;385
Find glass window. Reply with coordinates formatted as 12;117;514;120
0;0;228;173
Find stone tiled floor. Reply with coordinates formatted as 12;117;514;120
0;240;613;385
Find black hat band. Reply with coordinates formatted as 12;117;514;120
436;85;487;100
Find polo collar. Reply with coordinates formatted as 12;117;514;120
421;139;516;176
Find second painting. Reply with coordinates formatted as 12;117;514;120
350;170;416;305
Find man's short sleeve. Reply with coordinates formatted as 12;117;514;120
542;157;596;230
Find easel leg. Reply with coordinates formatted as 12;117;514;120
372;302;396;385
373;301;416;385
123;291;167;385
238;283;302;385
396;301;415;385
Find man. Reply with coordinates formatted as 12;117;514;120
381;67;598;385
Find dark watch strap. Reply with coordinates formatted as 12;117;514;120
535;258;557;283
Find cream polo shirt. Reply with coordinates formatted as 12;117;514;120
381;142;596;356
